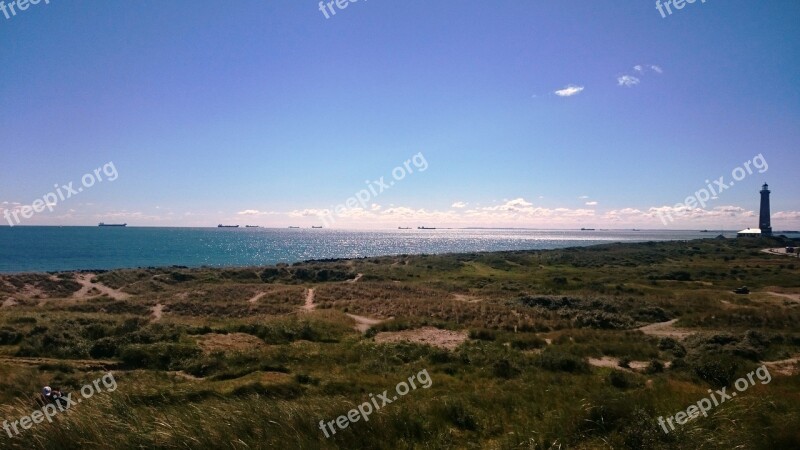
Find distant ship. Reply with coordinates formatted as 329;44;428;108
398;227;411;230
288;226;300;229
700;230;710;233
311;226;323;229
418;226;436;230
580;228;595;231
245;225;259;228
98;223;127;227
217;224;239;228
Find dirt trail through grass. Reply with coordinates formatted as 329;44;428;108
73;274;130;300
345;313;387;333
302;288;316;311
763;356;800;376
637;319;694;340
151;303;164;321
347;273;364;283
247;292;267;304
374;327;468;350
766;292;800;303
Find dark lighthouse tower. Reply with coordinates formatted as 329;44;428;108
759;183;772;236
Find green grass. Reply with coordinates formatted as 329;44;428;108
0;236;799;448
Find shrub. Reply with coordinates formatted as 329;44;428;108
120;343;201;370
536;350;589;373
468;329;496;341
608;371;640;389
0;328;21;345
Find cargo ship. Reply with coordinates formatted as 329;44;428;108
98;223;127;227
217;224;239;228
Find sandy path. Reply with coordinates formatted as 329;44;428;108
302;288;316;311
347;273;364;283
151;304;164;321
73;274;130;300
762;356;800;376
0;356;117;370
637;319;694;340
169;371;204;381
248;292;267;304
452;293;482;303
374;327;468;351
765;292;800;303
346;313;388;333
587;356;671;372
762;248;799;257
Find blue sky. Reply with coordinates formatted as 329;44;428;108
1;0;798;229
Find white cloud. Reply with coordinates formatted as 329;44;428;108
578;195;590;199
451;201;468;209
774;211;800;220
617;75;640;87
650;65;663;74
237;209;265;216
634;65;644;72
585;201;598;206
554;85;584;97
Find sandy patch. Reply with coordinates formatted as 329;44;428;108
169;371;204;381
765;292;800;303
762;356;800;376
452;293;482;303
73;274;130;300
588;356;671;372
196;333;265;354
248;292;267;304
638;319;694;340
347;273;364;283
762;248;799;257
1;298;17;308
20;284;46;299
151;304;164;321
374;327;468;351
588;357;629;371
302;288;316;311
346;313;389;333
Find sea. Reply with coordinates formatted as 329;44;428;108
0;227;777;274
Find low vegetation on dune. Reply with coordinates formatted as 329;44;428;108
0;237;799;449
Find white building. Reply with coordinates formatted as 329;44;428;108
737;228;761;237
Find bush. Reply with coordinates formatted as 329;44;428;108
0;328;21;345
120;343;201;370
608;371;640;389
510;335;547;350
645;359;664;374
492;359;519;379
468;329;496;341
688;354;745;387
537;350;589;373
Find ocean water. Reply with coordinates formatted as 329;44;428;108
0;227;739;273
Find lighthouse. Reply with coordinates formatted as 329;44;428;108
759;183;772;236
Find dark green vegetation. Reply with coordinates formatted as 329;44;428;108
0;237;799;449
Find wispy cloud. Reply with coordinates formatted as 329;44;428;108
451;201;468;208
585;201;598;206
617;75;640;87
554;85;584;97
650;65;663;74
